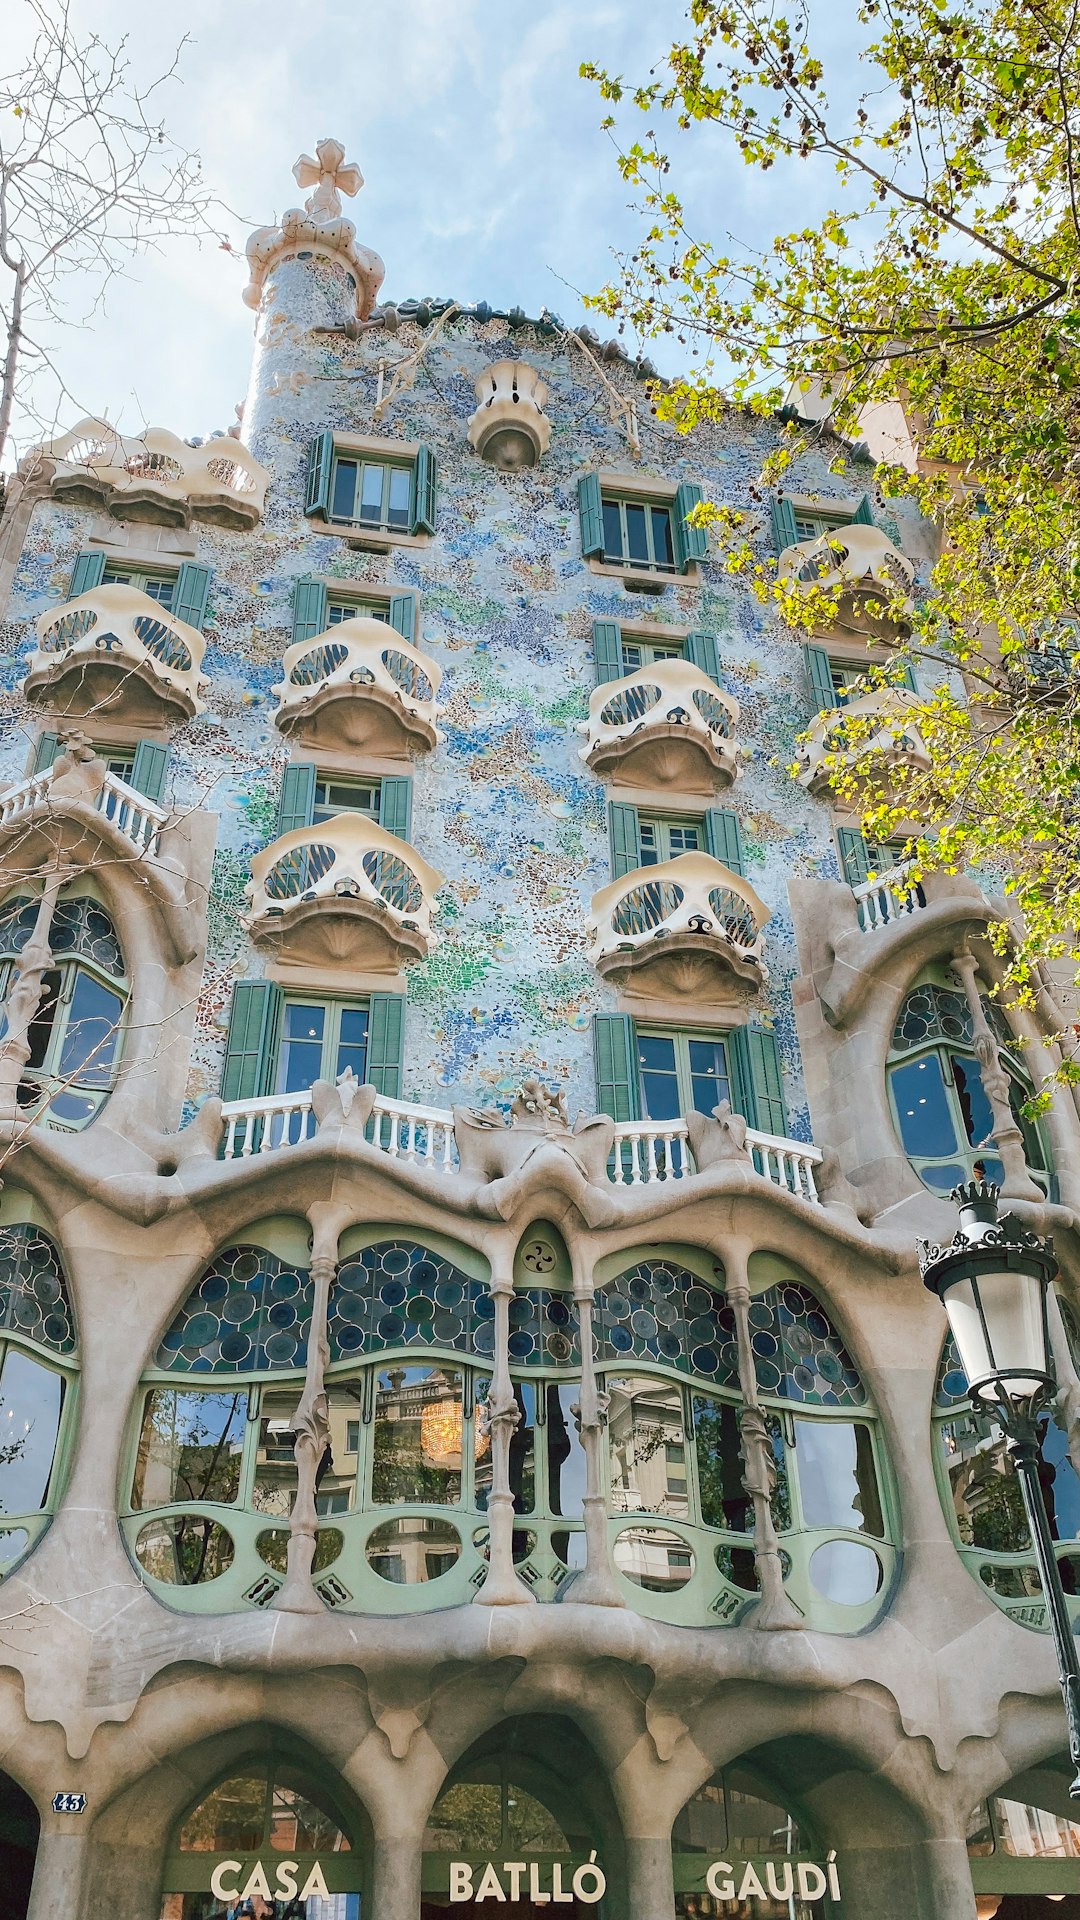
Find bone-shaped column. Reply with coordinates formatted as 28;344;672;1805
273;1206;346;1613
951;945;1043;1199
474;1245;534;1606
566;1250;624;1607
724;1243;804;1630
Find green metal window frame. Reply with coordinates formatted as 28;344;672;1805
327;597;389;625
312;775;382;824
0;886;128;1133
0;1332;78;1581
635;1026;738;1120
637;814;704;864
601;491;677;573
620;632;686;670
121;1257;896;1633
328;453;414;532
967;1791;1080;1898
274;994;371;1098
100;561;177;607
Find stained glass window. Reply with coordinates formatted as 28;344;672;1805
156;1246;314;1373
0;1224;75;1356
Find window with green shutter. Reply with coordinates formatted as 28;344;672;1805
836;827;908;887
220;980;281;1103
593;1012;639;1123
100;560;176;609
291;576;329;647
171;563;212;631
620;630;686;672
608;802;643;879
673;481;709;568
703;808;745;876
128;740;169;804
274;762;317;838
68;551;106;598
685;631;721;684
635;1026;736;1123
307;437;436;538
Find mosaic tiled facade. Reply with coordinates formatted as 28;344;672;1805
0;142;1076;1920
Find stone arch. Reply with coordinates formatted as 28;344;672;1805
85;1718;374;1920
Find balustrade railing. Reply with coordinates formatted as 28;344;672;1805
216;1088;822;1200
0;764;166;856
851;860;926;931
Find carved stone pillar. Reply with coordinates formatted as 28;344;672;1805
951;946;1043;1199
273;1215;338;1614
1049;1289;1080;1484
474;1250;534;1606
0;866;68;1119
724;1244;803;1630
567;1256;624;1607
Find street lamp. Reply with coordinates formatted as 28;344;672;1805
919;1179;1080;1800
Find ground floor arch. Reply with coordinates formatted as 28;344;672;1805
0;1767;39;1920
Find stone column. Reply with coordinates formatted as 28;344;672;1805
623;1835;676;1920
832;1835;977;1919
951;946;1042;1199
567;1249;624;1607
273;1207;341;1613
370;1832;423;1920
26;1823;93;1920
474;1246;534;1606
724;1243;803;1630
0;864;68;1119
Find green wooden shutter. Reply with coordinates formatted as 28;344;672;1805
729;1024;788;1136
577;473;604;557
274;761;317;838
592;619;623;685
897;659;918;693
608;802;642;879
593;1012;640;1123
367;992;405;1098
411;445;438;535
837;827;872;886
172;562;212;631
220;980;281;1102
305;431;335;517
32;731;60;775
686;631;722;684
68;550;105;598
770;498;799;552
804;643;838;711
704;808;746;876
389;593;416;642
852;493;875;525
379;776;413;842
291;576;328;647
673;481;708;569
129;740;169;804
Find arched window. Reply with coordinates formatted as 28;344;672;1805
968;1786;1080;1906
0;1217;76;1579
595;1254;894;1630
160;1751;365;1918
887;967;1050;1194
935;1329;1080;1629
673;1760;826;1916
0;888;127;1130
125;1239;894;1631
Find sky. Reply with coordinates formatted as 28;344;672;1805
3;0;861;455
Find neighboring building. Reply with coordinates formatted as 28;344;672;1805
0;137;1075;1920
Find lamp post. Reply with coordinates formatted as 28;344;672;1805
919;1180;1080;1799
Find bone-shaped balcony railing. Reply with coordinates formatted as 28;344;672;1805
588;852;769;982
796;686;930;797
245;813;444;954
35;417;269;525
273;617;442;750
777;523;915;633
579;658;742;789
27;584;206;719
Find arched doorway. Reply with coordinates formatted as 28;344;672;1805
0;1768;39;1920
421;1716;619;1917
159;1746;368;1918
673;1759;837;1916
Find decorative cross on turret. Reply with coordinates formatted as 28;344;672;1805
292;138;363;223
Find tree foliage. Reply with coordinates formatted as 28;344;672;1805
583;0;1080;1088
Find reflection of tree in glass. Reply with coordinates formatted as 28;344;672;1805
425;1779;570;1855
0;1395;32;1511
134;1391;244;1584
693;1401;791;1533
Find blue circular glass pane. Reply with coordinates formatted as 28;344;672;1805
219;1332;252;1364
381;1247;411;1273
380;1281;407;1307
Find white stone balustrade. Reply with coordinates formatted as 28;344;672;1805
579;658;741;793
216;1087;821;1199
467;360;551;469
588;852;769;1003
777;522;915;636
35;417;269;530
273;617;442;756
0;762;166;857
26;584;206;728
852;860;927;931
244;814;444;972
796;686;931;798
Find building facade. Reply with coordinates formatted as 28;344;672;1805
0;137;1075;1919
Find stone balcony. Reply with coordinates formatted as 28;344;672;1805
795;687;931;799
467;360;551;469
25;584;206;729
35;417;269;531
244;815;444;973
777;524;915;638
273;617;442;757
588;853;769;1004
579;659;742;794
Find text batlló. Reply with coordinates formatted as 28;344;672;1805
705;1855;842;1902
209;1860;332;1901
449;1855;606;1903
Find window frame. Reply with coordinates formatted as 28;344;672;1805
100;560;178;607
274;994;371;1098
637;812;705;865
600;490;678;575
328;453;415;534
311;774;382;825
635;1025;736;1122
619;632;686;671
0;886;128;1132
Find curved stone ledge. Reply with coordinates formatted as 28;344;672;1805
579;659;742;794
272;616;442;756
